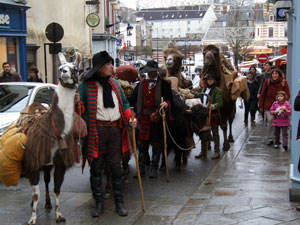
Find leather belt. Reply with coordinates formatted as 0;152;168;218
96;119;121;127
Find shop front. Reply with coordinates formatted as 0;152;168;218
0;1;30;80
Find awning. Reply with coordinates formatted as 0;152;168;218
248;48;273;54
239;60;259;67
269;54;287;62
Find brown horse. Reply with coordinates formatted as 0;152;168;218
202;45;238;151
23;52;81;225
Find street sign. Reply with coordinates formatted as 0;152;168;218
276;7;289;22
257;54;269;64
45;22;64;43
49;43;62;54
86;13;100;27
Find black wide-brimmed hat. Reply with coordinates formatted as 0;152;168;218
139;60;165;74
84;51;114;79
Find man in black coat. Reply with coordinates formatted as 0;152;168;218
128;60;173;178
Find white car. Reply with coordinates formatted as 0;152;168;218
0;82;57;136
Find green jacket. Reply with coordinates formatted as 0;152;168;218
193;86;223;110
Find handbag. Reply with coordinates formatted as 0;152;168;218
73;113;87;139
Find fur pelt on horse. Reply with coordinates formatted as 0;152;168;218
163;48;185;87
24;93;76;175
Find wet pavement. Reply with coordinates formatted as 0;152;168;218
1;120;300;224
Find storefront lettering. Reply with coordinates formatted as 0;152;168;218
0;14;10;25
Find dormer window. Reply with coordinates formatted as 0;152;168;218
172;14;174;18
179;15;182;18
166;14;169;18
270;15;273;21
185;14;188;17
199;13;203;16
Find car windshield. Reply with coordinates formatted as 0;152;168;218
0;85;34;113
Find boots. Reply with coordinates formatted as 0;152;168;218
90;160;104;217
149;144;161;178
251;115;255;126
111;166;128;216
133;142;148;178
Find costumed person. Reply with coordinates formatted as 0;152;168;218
258;68;290;146
128;60;173;178
244;71;259;126
269;91;291;150
27;66;43;83
195;73;223;159
78;51;137;217
0;62;23;82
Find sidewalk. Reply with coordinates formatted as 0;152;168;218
172;123;300;225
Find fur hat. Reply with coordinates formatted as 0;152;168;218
139;60;165;74
115;65;138;82
84;51;114;79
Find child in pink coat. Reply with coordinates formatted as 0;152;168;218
270;91;291;150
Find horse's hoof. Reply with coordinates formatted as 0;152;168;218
45;202;52;210
223;144;230;151
228;136;234;142
56;216;66;223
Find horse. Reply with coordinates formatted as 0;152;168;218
23;52;81;225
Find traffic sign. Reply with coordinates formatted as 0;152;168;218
45;22;64;43
257;54;269;64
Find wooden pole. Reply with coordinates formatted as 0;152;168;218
205;108;212;161
131;108;145;212
161;97;169;182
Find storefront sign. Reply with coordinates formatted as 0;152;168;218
86;13;100;27
0;14;10;27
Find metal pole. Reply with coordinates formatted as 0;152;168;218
44;44;48;83
156;28;158;61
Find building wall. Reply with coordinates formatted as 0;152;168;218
26;0;91;83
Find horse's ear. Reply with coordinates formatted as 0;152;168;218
58;52;67;65
73;52;82;69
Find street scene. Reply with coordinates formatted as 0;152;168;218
1;0;300;225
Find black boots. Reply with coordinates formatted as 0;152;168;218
149;145;161;178
90;160;104;217
111;166;128;216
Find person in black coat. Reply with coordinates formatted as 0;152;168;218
244;71;259;126
128;60;173;178
28;67;43;83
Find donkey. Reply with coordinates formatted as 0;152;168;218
23;52;81;225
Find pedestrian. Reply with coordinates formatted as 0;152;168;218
0;62;23;82
258;68;290;146
269;91;291;150
128;60;173;178
195;73;223;159
27;66;43;83
244;71;259;126
257;61;272;99
78;51;137;217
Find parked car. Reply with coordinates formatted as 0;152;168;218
0;82;57;136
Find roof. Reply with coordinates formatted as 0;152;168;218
136;6;206;21
0;0;30;8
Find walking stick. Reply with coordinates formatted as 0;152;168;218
130;108;145;212
205;107;211;161
161;97;169;182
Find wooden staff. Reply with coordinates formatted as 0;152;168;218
130;108;145;212
205;107;212;161
161;97;169;182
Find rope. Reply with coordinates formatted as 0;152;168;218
158;106;201;151
158;93;212;151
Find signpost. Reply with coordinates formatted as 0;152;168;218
44;22;64;83
257;54;269;64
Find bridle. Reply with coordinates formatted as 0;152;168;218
59;65;79;89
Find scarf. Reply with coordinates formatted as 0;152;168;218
96;76;115;108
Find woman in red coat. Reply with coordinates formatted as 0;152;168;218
258;68;290;146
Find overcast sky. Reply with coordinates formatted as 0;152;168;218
120;0;268;10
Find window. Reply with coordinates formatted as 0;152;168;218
269;27;273;38
34;87;55;106
257;28;259;36
270;15;273;21
0;37;18;71
126;40;131;47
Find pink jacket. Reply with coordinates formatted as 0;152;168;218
270;101;291;127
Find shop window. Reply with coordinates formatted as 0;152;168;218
0;37;18;71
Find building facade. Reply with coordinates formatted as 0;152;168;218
0;0;29;80
26;0;91;83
